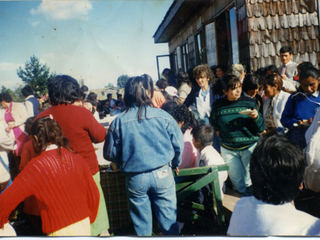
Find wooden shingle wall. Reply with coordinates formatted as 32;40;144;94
241;0;320;71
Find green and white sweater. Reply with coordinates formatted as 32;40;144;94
210;96;265;150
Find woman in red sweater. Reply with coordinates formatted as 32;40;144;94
0;117;100;236
36;75;109;236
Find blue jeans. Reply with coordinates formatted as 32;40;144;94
125;165;179;236
221;143;257;195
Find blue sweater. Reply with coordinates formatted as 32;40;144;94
281;92;320;128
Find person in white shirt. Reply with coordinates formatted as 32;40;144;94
192;125;228;199
21;85;40;117
228;135;320;236
0;110;16;194
278;46;299;90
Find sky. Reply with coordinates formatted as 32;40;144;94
0;0;173;91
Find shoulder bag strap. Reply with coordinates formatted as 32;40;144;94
0;155;9;172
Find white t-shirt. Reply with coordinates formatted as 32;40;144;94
228;196;320;236
195;145;228;198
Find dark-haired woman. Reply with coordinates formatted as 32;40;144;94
265;65;296;93
0;92;29;157
0;117;99;236
176;71;192;104
210;75;265;196
104;76;184;236
163;103;199;169
36;75;109;236
263;74;290;133
281;67;320;148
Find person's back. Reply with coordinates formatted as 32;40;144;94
104;76;183;236
228;135;320;236
105;105;182;172
0;117;99;236
38;103;105;175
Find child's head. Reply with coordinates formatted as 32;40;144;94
299;66;320;95
191;125;214;149
115;100;121;107
31;116;72;157
25;117;35;136
242;73;260;98
156;78;168;90
250;135;306;205
169;104;198;134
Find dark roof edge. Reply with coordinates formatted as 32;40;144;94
153;0;184;43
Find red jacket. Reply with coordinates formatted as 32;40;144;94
0;148;99;234
37;104;106;175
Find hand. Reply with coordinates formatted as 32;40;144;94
174;168;179;176
281;74;287;80
248;109;258;119
5;126;11;133
296;120;310;129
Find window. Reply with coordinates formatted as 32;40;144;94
181;43;188;72
195;31;204;65
229;7;239;64
205;22;218;67
176;46;182;72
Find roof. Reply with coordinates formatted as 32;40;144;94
153;0;211;43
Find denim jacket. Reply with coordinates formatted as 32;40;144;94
103;105;184;173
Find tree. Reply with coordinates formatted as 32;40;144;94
17;55;56;96
117;74;130;88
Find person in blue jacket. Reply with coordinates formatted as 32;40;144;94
281;67;320;148
103;76;184;236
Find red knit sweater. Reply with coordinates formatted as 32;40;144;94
0;148;100;234
37;104;106;175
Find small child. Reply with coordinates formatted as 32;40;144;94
191;125;228;199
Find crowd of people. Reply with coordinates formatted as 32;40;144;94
1;45;320;236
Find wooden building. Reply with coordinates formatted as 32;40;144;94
153;0;320;74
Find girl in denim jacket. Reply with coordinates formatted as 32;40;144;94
104;76;184;236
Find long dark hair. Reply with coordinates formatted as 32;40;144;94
124;76;153;121
31;117;73;159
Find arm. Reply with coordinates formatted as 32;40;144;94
12;103;28;127
85;110;106;143
0;177;32;228
251;110;265;133
167;119;184;170
0;121;15;152
25;101;33;117
209;104;221;133
280;95;297;128
103;119;122;164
